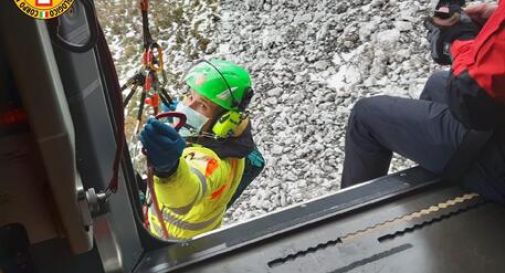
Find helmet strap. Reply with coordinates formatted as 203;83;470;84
237;88;254;112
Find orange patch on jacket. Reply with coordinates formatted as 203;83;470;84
210;184;228;200
205;158;219;177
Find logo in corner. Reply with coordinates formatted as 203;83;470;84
14;0;76;20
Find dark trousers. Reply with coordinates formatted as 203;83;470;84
342;71;505;203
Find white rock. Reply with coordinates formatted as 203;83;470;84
271;146;284;156
245;0;263;9
359;22;376;42
314;60;330;71
293;192;303;201
267;87;283;97
394;21;413;32
262;200;272;210
377;29;401;49
296;179;308;188
280;193;287;207
343;65;362;85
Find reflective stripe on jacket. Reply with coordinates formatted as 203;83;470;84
148;146;245;240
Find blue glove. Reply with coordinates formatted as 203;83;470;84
140;118;186;176
161;99;179;112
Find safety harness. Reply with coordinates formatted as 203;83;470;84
122;0;173;139
120;0;186;239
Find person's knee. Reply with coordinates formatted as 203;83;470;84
427;70;449;86
350;96;388;125
420;70;450;100
347;95;401;145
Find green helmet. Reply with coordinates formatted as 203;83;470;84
184;59;252;111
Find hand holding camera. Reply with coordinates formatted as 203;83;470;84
464;2;499;25
424;0;479;65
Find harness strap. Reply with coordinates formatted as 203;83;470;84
147;165;169;239
140;0;153;48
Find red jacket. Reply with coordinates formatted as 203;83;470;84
448;1;505;130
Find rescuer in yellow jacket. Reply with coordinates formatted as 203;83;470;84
140;59;263;240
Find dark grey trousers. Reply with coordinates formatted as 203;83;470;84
341;71;505;203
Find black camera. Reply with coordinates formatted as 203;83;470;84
433;0;466;19
425;0;479;65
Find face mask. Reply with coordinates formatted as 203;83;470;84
174;102;209;137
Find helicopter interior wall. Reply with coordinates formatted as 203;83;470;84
48;1;146;272
0;12;106;273
0;1;143;272
0;42;59;245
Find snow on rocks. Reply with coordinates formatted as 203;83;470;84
97;0;440;227
212;0;436;225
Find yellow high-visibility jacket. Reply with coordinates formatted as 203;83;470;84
148;145;245;240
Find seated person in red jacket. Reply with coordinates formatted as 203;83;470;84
341;1;505;203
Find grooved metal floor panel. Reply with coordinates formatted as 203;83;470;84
136;174;505;273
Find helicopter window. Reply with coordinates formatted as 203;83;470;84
94;0;418;242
